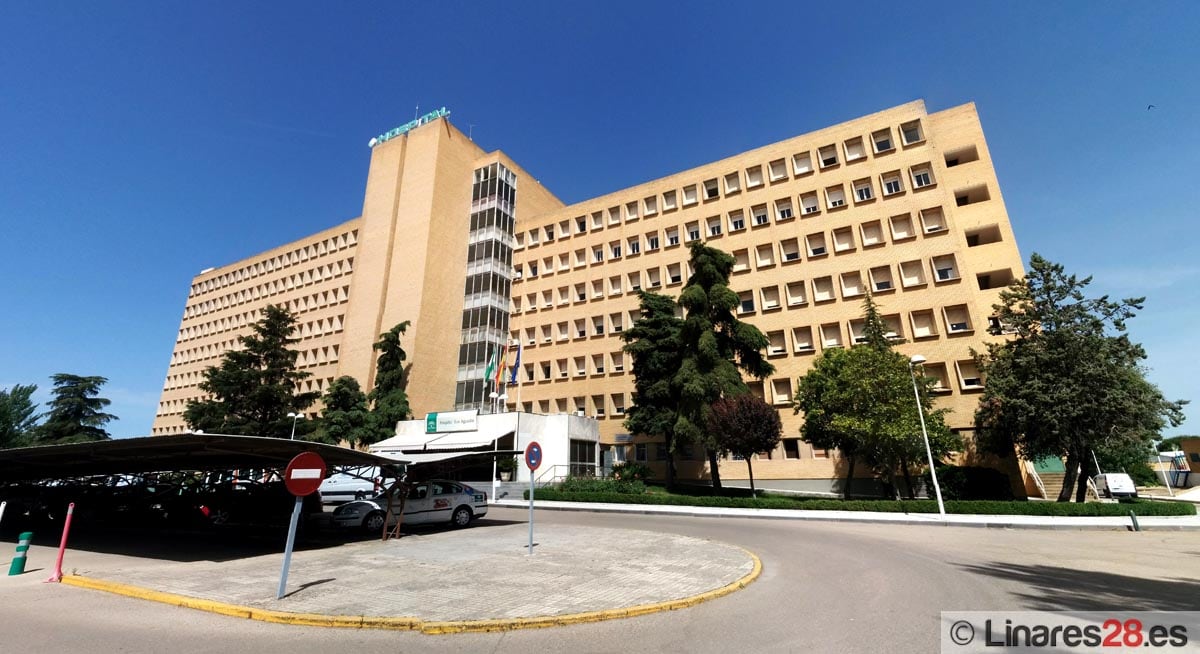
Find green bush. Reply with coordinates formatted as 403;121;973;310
521;489;1195;517
556;476;646;495
922;466;1014;501
611;462;652;481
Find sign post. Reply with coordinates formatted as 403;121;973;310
278;452;326;600
524;441;542;556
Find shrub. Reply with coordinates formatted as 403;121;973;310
611;462;652;481
922;466;1014;501
556;476;646;495
522;489;1195;517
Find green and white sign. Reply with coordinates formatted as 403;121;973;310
369;107;450;147
425;410;479;434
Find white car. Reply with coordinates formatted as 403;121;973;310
1093;473;1138;499
332;480;488;532
319;466;388;504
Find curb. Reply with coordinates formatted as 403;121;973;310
59;550;761;634
492;500;1200;531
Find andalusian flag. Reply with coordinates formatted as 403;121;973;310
483;346;498;382
494;345;508;388
508;343;522;385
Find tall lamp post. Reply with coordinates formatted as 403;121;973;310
908;355;945;515
287;412;305;441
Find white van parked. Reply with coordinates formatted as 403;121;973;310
319;466;390;504
1093;473;1138;499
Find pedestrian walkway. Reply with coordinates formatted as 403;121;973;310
494;499;1200;531
9;523;758;632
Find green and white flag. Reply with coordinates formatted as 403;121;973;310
483;345;497;381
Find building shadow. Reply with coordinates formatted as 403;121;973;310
958;561;1200;611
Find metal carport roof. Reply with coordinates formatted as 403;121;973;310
0;433;407;482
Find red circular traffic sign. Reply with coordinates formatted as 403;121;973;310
524;441;543;471
284;452;327;497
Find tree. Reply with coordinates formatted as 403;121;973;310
794;296;957;498
674;242;774;489
974;254;1187;502
184;305;319;438
621;291;684;489
316;376;371;447
1157;436;1195;452
366;321;412;445
37;374;117;444
0;383;42;449
708;394;782;497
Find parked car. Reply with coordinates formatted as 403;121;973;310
1093;473;1138;499
332;480;487;532
319;466;394;504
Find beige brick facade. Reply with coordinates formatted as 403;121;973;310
153;101;1028;494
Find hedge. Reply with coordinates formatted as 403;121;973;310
522;489;1196;517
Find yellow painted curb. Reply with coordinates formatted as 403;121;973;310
59;549;761;634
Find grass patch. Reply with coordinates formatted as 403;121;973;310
524;489;1195;517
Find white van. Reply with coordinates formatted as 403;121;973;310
319;466;392;504
1093;473;1138;499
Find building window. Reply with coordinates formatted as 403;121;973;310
911;166;934;189
910;309;938;339
625;201;639;221
628;237;641;255
853;179;874;202
819;145;839;168
730;211;746;231
872;128;894;153
783;439;801;459
644;196;658;216
844;137;866;162
812;276;835;303
686;222;701;242
666;228;680;246
920;207;947;233
746;165;764;188
901;119;924;145
792;325;814;352
792;152;813;175
841;271;864;299
611;242;622;259
870;265;895;292
668;263;682;285
663;190;677;211
776;199;794;221
682;184;698;206
708;217;722;237
771;378;792;405
635;443;647;462
732;249;750;272
786;280;807;306
956;360;983;389
738;290;755;314
780;238;800;263
861;220;885;247
755;243;775;268
767;329;786;355
932;254;959;282
899;259;926;287
882;173;904;196
724;172;741;194
832;226;855;252
769;158;788;181
826;186;846;209
703;179;720;200
806;233;828;257
820;322;843;348
761;285;781;310
646;233;660;251
890;214;916;240
944;305;972;333
801;192;820;215
592;247;604;263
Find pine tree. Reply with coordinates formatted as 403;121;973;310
366;321;412;445
37;375;117;444
621;291;684;488
674;242;774;489
184;305;318;438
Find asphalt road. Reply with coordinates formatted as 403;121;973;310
2;506;1197;653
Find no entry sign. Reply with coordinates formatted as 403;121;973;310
284;452;326;497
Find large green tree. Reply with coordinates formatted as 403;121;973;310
974;254;1186;502
315;376;372;447
366;321;412;445
674;242;774;489
794;296;957;498
621;291;684;488
708;394;782;497
0;383;43;448
37;374;117;444
184;304;319;438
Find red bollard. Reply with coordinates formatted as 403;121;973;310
45;502;75;583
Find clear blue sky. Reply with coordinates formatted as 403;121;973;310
2;2;1196;438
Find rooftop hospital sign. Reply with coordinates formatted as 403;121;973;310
368;107;450;147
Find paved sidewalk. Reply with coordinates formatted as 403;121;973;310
19;523;755;624
494;499;1200;530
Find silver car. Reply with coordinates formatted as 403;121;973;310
332;480;488;532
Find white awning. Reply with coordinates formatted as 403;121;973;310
371;413;518;453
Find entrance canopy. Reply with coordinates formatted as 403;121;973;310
0;433;405;483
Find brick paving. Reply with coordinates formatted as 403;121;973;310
63;523;755;621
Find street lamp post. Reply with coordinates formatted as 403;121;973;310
908;355;945;515
287;412;305;441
